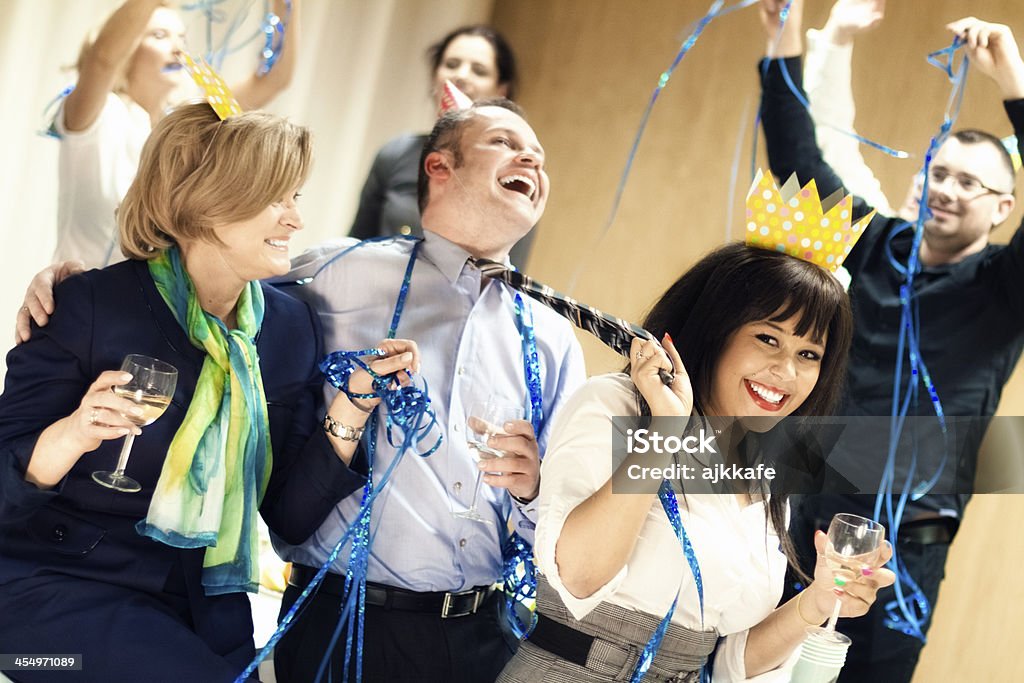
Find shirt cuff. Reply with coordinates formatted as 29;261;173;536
711;630;749;682
534;494;628;620
509;495;538;542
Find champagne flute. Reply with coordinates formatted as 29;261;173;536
452;397;523;526
92;354;178;493
821;512;884;634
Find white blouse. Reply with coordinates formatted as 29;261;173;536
535;374;789;682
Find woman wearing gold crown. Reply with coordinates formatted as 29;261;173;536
498;174;894;683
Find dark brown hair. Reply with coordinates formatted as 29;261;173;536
416;98;525;212
631;242;853;576
427;25;518;100
950;128;1017;196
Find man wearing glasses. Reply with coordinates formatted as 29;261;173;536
758;4;1024;682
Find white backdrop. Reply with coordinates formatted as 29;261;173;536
0;0;494;379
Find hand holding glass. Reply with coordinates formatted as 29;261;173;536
452;398;523;526
821;512;884;634
92;354;178;493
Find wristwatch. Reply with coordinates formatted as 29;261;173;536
322;414;365;442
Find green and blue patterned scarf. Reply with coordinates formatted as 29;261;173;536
137;247;273;595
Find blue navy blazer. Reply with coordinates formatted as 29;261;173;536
0;259;366;642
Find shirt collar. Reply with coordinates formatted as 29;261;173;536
420;229;513;285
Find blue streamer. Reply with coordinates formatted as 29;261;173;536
751;2;910;190
182;0;284;71
501;532;538;639
234;241;440;682
776;58;910;159
599;0;728;242
725;96;751;241
37;85;74;140
750;0;794;185
630;481;704;682
276;236;420;291
257;0;290;76
871;36;968;644
566;0;758;292
232;360;440;682
501;292;545;640
245;240;549;677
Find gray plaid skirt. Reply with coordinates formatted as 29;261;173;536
497;575;718;683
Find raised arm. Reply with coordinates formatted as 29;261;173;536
759;0;867;214
555;336;688;599
948;17;1024;100
62;0;166;131
954;18;1024;313
804;0;894;214
231;0;300;110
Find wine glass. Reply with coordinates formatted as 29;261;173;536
819;512;884;637
92;354;178;493
452;397;523;526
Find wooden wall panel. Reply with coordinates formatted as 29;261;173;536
490;1;1024;678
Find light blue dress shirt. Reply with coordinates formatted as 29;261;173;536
271;232;587;592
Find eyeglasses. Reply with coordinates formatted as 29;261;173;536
928;167;1011;198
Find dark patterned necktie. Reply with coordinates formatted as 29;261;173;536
473;258;673;383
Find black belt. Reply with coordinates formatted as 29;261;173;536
528;612;593;667
897;519;955;546
288;564;496;619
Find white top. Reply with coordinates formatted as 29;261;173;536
535;374;789;682
803;28;895;216
55;93;151;268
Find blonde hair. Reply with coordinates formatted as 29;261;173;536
72;1;172;92
119;102;313;259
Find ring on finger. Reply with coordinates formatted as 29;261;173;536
635;350;644;362
89;409;99;425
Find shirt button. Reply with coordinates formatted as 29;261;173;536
459;538;467;548
453;481;462;492
51;524;67;542
453;424;460;433
457;366;466;376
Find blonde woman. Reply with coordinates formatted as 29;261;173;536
55;0;299;269
0;102;415;681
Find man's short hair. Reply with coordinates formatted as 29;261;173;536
416;98;526;213
951;128;1018;194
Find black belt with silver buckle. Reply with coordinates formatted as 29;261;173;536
897;519;956;546
288;564;495;618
